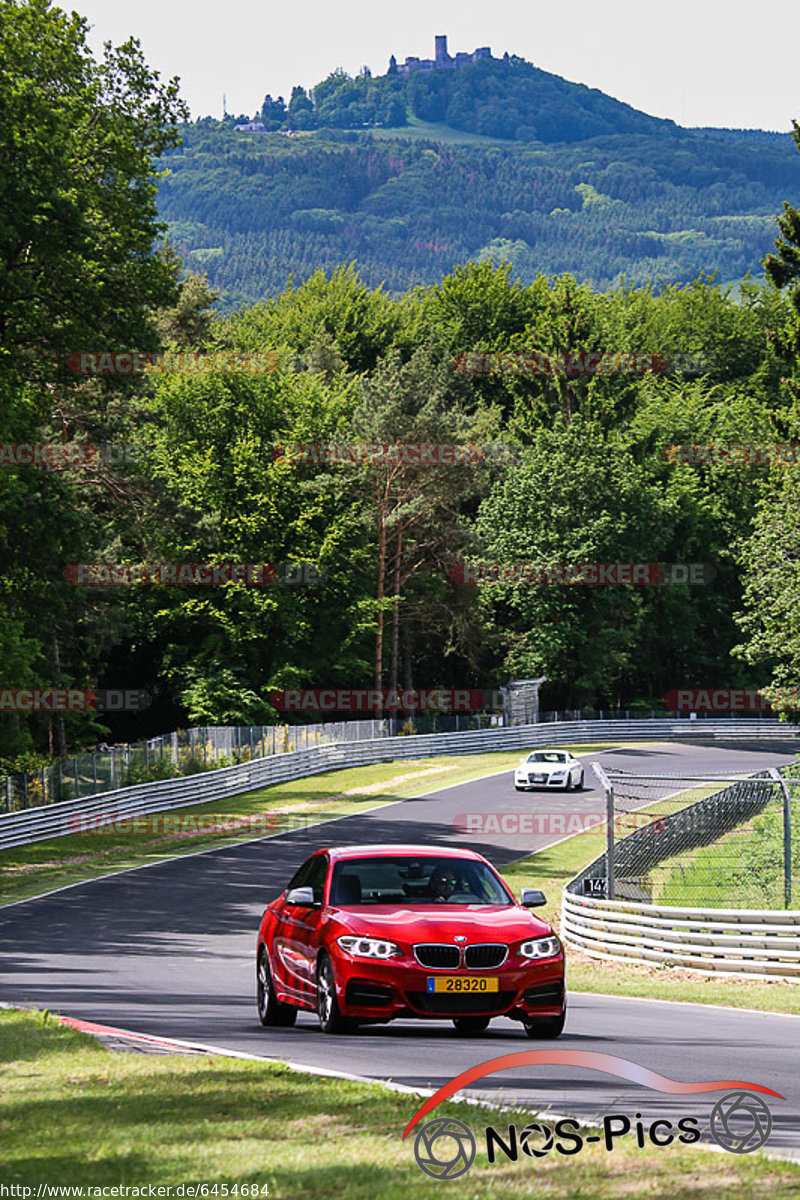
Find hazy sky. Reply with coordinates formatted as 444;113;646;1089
73;0;798;132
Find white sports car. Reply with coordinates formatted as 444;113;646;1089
514;750;585;792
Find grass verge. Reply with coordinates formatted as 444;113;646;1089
0;745;619;907
2;1009;799;1196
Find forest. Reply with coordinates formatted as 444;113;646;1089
160;121;800;303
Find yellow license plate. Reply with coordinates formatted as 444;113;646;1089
427;976;499;993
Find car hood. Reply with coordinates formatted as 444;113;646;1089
519;761;567;772
331;905;553;943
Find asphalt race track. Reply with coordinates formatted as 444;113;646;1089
2;740;799;1157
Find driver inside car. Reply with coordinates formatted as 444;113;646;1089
428;866;459;903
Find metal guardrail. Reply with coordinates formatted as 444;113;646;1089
561;892;800;979
0;718;797;852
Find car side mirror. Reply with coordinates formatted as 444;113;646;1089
520;888;546;907
285;886;317;907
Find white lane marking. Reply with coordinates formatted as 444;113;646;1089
576;990;800;1019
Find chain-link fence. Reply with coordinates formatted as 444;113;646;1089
571;764;800;910
0;720;391;813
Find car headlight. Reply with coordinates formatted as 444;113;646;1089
519;935;561;959
337;935;402;959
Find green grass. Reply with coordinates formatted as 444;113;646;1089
564;959;800;1012
652;812;799;911
0;745;619;906
652;818;771;908
2;1009;799;1195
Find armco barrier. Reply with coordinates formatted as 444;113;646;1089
0;718;797;852
561;892;800;979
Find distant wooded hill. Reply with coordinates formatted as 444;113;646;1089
158;55;800;305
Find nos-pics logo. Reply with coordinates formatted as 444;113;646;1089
414;1118;476;1180
406;1051;780;1178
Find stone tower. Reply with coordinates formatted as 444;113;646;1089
434;35;449;64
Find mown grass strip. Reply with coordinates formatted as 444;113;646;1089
2;1009;799;1196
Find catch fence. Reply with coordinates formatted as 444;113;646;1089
563;763;800;977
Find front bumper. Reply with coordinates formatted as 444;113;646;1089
331;949;565;1022
515;773;569;789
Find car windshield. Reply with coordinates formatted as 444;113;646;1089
527;752;567;763
330;856;513;906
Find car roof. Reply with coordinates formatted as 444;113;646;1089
324;844;485;862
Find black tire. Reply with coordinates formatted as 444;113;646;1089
452;1016;491;1036
564;775;573;792
257;946;297;1027
577;771;585;790
514;784;525;792
523;1010;566;1039
317;954;353;1034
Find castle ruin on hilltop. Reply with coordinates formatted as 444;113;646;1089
389;35;493;76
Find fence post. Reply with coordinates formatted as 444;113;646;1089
770;768;793;909
592;761;615;900
92;753;98;791
73;757;79;799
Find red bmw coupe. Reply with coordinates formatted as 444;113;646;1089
256;844;565;1036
